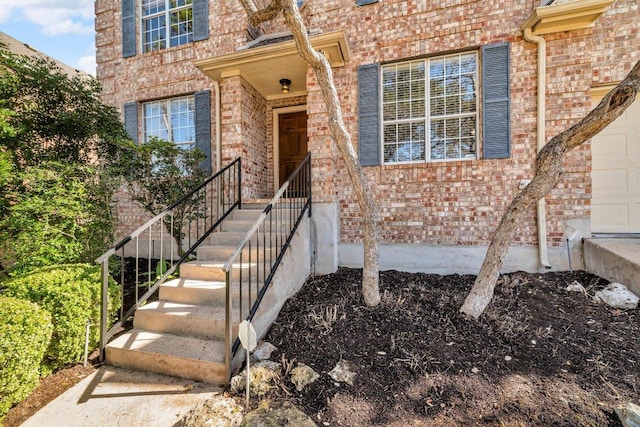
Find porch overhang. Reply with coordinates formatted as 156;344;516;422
193;30;350;100
521;0;614;35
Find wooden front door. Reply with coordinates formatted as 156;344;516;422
278;111;308;187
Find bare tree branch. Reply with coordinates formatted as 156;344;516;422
238;0;282;26
460;59;640;319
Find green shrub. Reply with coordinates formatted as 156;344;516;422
0;296;53;421
3;264;120;372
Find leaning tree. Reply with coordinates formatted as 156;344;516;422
239;0;381;306
460;59;640;319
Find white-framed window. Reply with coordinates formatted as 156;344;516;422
143;95;195;149
381;52;478;164
141;0;193;53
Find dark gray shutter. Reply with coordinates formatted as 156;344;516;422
122;0;136;58
194;90;212;174
123;102;138;143
482;43;511;159
192;0;209;41
357;0;378;5
358;63;381;166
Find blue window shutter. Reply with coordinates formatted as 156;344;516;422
195;90;212;174
122;0;136;58
358;63;381;166
482;43;511;159
357;0;378;5
192;0;209;41
124;102;138;144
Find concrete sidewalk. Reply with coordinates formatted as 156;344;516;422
20;366;220;427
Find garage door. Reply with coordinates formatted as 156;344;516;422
591;92;640;233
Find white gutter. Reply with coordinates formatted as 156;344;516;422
214;80;222;171
523;27;553;270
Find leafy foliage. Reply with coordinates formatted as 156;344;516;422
0;162;115;274
0;46;133;274
2;264;121;373
124;137;207;254
0;296;53;421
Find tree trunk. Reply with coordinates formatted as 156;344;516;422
239;0;381;306
460;60;640;319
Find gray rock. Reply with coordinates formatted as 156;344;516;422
175;394;244;427
594;283;639;310
240;401;316;427
615;402;640;427
251;342;277;361
230;361;282;396
328;360;357;386
290;363;319;391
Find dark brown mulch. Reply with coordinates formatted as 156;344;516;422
262;268;639;426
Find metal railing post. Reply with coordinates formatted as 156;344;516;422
225;270;232;384
99;259;109;362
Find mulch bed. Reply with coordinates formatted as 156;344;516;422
262;268;639;426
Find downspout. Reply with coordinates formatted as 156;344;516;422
213;80;222;171
523;27;553;270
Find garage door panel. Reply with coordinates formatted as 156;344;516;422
592;169;628;193
591;95;640;233
592;203;630;231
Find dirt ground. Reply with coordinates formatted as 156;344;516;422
4;268;638;426
262;268;638;426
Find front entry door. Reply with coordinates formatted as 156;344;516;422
279;111;308;187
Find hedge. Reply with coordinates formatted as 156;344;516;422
0;296;53;421
3;263;120;372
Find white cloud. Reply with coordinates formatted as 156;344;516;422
0;0;94;35
76;54;96;76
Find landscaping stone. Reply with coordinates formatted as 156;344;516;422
240;400;316;427
251;342;277;361
174;394;244;427
230;361;281;396
615;402;640;427
290;363;319;391
593;283;639;310
328;360;356;386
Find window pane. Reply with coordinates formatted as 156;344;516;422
446;139;461;159
431;97;444;116
144;102;169;142
430;58;444;78
397;101;411;120
170;8;193;47
411;99;425;119
431;139;445;160
383;103;397;121
384;144;397;163
143;0;165;16
144;96;195;147
143;16;166;52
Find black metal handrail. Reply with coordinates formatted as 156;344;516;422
96;157;242;359
222;153;311;379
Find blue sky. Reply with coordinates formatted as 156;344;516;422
0;0;96;75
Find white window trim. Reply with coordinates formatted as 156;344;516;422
380;52;479;165
140;0;193;53
143;95;195;148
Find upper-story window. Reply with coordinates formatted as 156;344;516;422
381;52;478;164
142;0;194;53
143;95;195;149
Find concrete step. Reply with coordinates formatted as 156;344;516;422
159;278;227;306
204;231;259;247
231;208;264;221
134;301;239;340
220;219;293;233
195;244;277;262
180;260;262;281
105;330;226;385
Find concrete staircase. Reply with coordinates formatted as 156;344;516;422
105;203;268;385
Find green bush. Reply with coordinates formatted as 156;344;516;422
3;264;120;372
0;296;53;421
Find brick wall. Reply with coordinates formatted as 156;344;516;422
96;0;638;249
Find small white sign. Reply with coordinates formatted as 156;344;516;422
238;320;257;351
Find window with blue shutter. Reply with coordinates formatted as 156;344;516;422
124;102;138;143
358;63;381;166
122;0;136;58
482;43;511;159
194;90;212;174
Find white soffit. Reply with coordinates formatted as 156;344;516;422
193;30;350;100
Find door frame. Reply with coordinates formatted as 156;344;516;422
272;104;308;192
